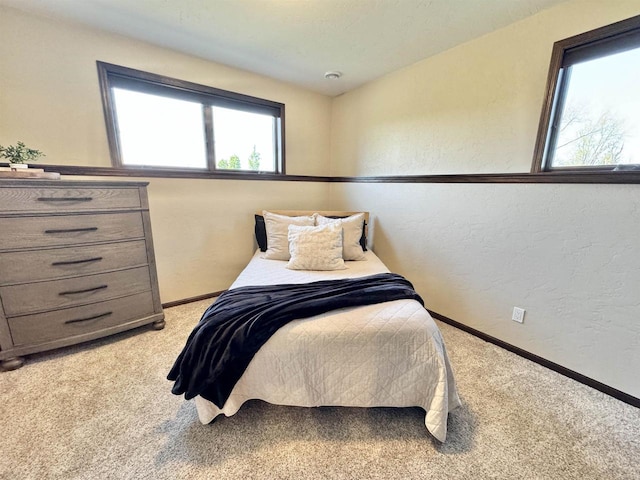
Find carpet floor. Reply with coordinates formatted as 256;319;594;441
1;298;638;479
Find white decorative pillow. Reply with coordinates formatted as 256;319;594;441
286;223;346;271
262;211;316;260
316;213;366;261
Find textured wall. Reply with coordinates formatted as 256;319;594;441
330;182;640;397
0;7;332;176
0;7;333;302
330;0;640;176
3;1;640;397
141;177;329;302
329;0;640;398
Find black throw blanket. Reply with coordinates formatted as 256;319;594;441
167;273;424;408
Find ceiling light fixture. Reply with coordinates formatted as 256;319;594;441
324;71;342;80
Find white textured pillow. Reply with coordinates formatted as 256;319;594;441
262;211;316;260
286;223;346;271
316;213;366;261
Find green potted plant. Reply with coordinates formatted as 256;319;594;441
0;141;45;169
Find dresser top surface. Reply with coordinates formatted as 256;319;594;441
0;179;149;188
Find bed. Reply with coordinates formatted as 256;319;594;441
169;211;460;442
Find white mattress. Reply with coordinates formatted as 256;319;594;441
231;249;392;288
194;250;461;442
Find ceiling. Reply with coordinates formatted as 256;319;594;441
1;0;567;96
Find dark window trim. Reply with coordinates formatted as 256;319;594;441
96;61;286;174
531;15;640;179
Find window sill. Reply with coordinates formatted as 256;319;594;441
31;164;332;182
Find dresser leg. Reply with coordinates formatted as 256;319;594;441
1;357;25;371
151;319;165;330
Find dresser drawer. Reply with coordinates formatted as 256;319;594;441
0;240;148;285
0;266;152;316
0;186;141;213
8;292;155;346
0;212;144;250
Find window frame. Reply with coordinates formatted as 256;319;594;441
96;61;285;174
531;14;640;178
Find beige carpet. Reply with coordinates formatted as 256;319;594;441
1;299;638;480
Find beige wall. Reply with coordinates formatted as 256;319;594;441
330;0;640;176
330;0;640;398
0;7;333;302
330;182;640;397
2;2;640;397
0;6;332;176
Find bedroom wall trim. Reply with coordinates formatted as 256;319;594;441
331;172;640;184
161;291;225;309
31;164;334;182
428;310;640;409
33;164;640;184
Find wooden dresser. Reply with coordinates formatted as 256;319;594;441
0;179;164;370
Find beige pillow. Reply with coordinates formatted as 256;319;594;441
316;213;366;261
262;211;316;260
286;223;346;271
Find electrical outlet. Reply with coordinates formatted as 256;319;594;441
512;307;525;323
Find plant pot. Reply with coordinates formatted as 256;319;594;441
9;164;28;170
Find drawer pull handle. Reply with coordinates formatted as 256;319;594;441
37;197;93;202
59;285;108;296
65;311;113;324
52;257;104;266
44;227;98;234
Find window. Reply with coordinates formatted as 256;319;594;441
97;62;284;174
532;15;640;175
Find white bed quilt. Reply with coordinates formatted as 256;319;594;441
194;250;461;442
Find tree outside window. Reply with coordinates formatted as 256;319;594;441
532;15;640;176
